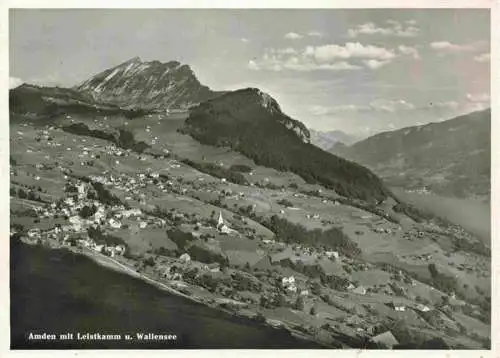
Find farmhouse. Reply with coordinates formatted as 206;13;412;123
352;286;367;295
179;253;191;263
416;303;431;312
109;218;122;229
325;251;339;260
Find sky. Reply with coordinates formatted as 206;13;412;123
9;9;491;136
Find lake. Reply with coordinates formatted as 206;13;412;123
392;188;490;245
10;239;322;349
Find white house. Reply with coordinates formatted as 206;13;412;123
416;303;431;312
77;182;87;198
325;251;339;260
27;228;41;238
109;218;122;229
69;216;84;231
93;244;104;253
353;286;367;295
122;208;142;218
94;208;106;223
394;305;406;312
115;245;125;255
179;253;191;263
105;246;116;257
282;276;295;287
139;221;148;229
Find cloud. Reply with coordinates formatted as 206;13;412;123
370;99;415;112
462;92;490;112
284;32;303;40
284;59;361;72
309;105;334;116
24;74;62;86
304;42;396;62
247;60;260;71
347;20;419;38
250;42;419;72
429;41;486;53
307;31;324;37
426;95;489;114
430;41;469;51
428;101;460;109
241;38;250;43
269;47;297;55
474;53;490;62
247;54;361;72
466;92;490;103
9;77;24;89
363;59;391;70
398;45;421;60
250;44;388;72
309;99;416;115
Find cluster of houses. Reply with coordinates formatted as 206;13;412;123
75;236;126;257
305;213;321;220
153;253;222;282
287;245;340;262
23;225;126;258
17;169;174;248
280;275;309;296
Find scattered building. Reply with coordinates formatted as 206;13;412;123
416;303;431;312
352;286;367;295
325;251;339;260
109;218;122;229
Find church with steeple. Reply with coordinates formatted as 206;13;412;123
217;211;235;235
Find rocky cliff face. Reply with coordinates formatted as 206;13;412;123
76;57;224;110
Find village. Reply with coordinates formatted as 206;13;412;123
9;116;491;349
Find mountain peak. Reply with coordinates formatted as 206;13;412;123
120;56;142;66
229;87;282;114
76;58;223;110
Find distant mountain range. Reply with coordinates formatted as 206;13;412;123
76;57;225;110
183;88;390;202
331;109;491;199
309;129;362;151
